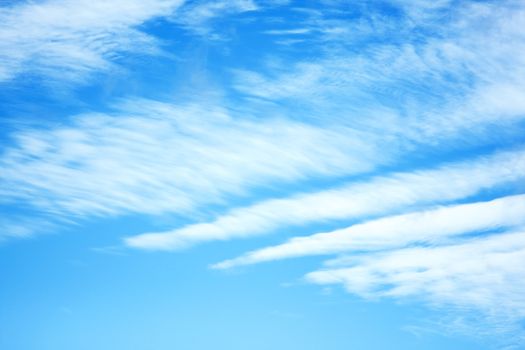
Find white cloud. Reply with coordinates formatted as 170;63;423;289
233;1;525;144
0;0;184;82
213;194;525;268
306;230;525;318
0;215;58;241
263;28;312;35
0;98;378;232
126;147;525;251
172;0;258;35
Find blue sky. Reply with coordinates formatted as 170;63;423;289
1;0;525;349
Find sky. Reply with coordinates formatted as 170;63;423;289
1;0;525;349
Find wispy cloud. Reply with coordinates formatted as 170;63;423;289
263;28;311;35
2;0;524;347
0;0;184;83
213;194;525;268
0;98;378;236
126;147;525;251
201;1;525;341
306;230;525;318
172;0;257;36
233;0;525;145
0;214;58;241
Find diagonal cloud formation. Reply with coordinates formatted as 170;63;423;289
0;99;378;232
212;194;525;269
126;147;525;251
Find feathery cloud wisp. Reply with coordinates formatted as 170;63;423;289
306;230;525;318
126;148;525;251
0;0;184;82
0;99;378;232
212;194;525;269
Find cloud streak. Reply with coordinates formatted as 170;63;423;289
0;99;378;231
126;147;525;251
1;0;524;347
212;194;525;269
